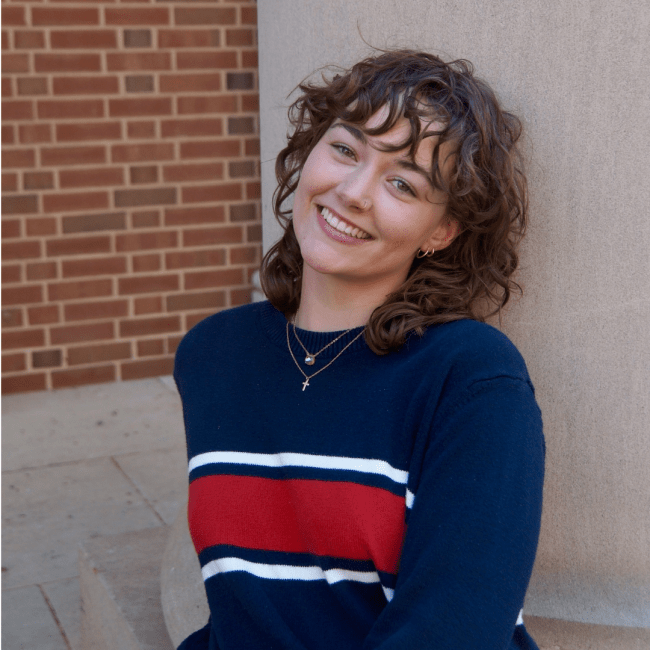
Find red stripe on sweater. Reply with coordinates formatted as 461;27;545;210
189;474;406;574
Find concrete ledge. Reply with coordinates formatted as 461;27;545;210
526;615;650;650
79;527;174;650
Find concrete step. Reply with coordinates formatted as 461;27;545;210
79;527;174;650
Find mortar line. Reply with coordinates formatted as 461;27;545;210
109;455;166;526
38;583;73;650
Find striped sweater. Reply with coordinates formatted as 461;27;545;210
174;300;544;650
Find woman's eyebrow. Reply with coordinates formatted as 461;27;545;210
329;122;367;143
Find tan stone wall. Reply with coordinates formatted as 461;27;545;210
258;0;650;627
1;1;261;394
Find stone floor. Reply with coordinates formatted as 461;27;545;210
1;377;188;650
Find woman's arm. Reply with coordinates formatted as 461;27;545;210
364;377;545;650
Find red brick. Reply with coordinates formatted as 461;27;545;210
1;220;20;239
19;124;52;145
16;78;48;96
52;366;115;390
183;226;242;247
127;121;155;139
175;8;236;25
182;183;242;204
132;253;161;273
226;73;254;91
230;287;254;307
230;245;259;265
2;173;17;192
62;212;126;233
242;51;259;69
165;249;225;270
129;165;157;184
41;146;106;167
241;94;260;112
137;339;164;357
229;203;257;222
176;51;237;70
25;217;56;235
14;30;46;50
109;97;171;118
50;30;117;49
121;357;174;381
48;279;112;302
158;29;219;49
1;31;8;52
123;29;151;48
111;143;173;163
185;268;243;290
67;342;130;366
229;161;256;179
162;118;223;139
131;211;159;228
26;262;57;281
116;231;177;252
2;6;26;27
164;205;225;226
2;308;23;328
2;285;42;305
180;139;240;159
119;315;180;338
24;172;54;191
125;75;154;93
38;100;104;120
62;256;127;278
105;7;170;26
2;78;12;98
228;117;255;135
46;235;110;257
163;162;224;183
53;77;119;96
185;311;215;330
59;167;124;189
107;52;170;71
32;349;63;369
247;223;262;243
51;321;114;345
2;54;29;74
177;95;237;115
2;149;36;169
32;7;99;26
55;122;120;143
64;299;128;322
226;29;255;47
3;328;45;350
2;353;26;373
43;192;109;215
134;296;162;315
245;137;260;156
114;188;176;208
166;290;225;312
246;181;261;200
1;265;21;284
241;6;257;24
28;305;60;325
2;101;33;122
2;374;46;395
118;274;179;295
160;74;221;93
2;240;40;259
35;54;101;73
2;125;15;145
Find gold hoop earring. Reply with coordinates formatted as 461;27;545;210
416;248;435;258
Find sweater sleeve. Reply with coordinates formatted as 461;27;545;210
362;377;544;650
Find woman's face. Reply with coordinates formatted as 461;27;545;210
292;109;454;294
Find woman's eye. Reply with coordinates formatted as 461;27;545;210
391;178;415;196
332;143;355;159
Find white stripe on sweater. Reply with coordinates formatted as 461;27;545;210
189;451;408;485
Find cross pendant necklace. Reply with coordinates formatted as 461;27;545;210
301;378;310;391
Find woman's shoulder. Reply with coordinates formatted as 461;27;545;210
415;318;533;389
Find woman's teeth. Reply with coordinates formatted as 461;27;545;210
320;207;371;239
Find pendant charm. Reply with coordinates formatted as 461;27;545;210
304;355;315;366
301;378;310;391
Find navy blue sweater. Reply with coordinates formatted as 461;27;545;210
174;300;544;650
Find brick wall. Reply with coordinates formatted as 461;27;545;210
1;0;261;394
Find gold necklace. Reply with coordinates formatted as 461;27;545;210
292;320;354;366
286;321;365;391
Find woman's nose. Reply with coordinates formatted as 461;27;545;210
336;168;373;211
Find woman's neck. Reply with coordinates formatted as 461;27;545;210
295;268;396;332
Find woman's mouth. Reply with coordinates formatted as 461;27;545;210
318;206;372;240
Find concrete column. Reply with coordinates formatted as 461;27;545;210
258;0;650;631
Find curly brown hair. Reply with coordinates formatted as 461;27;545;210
260;50;528;354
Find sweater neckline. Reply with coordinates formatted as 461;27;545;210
260;301;369;358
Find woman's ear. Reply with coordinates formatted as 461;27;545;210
423;218;460;252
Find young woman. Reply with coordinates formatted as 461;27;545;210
174;50;544;650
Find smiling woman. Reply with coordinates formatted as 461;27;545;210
174;50;544;650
